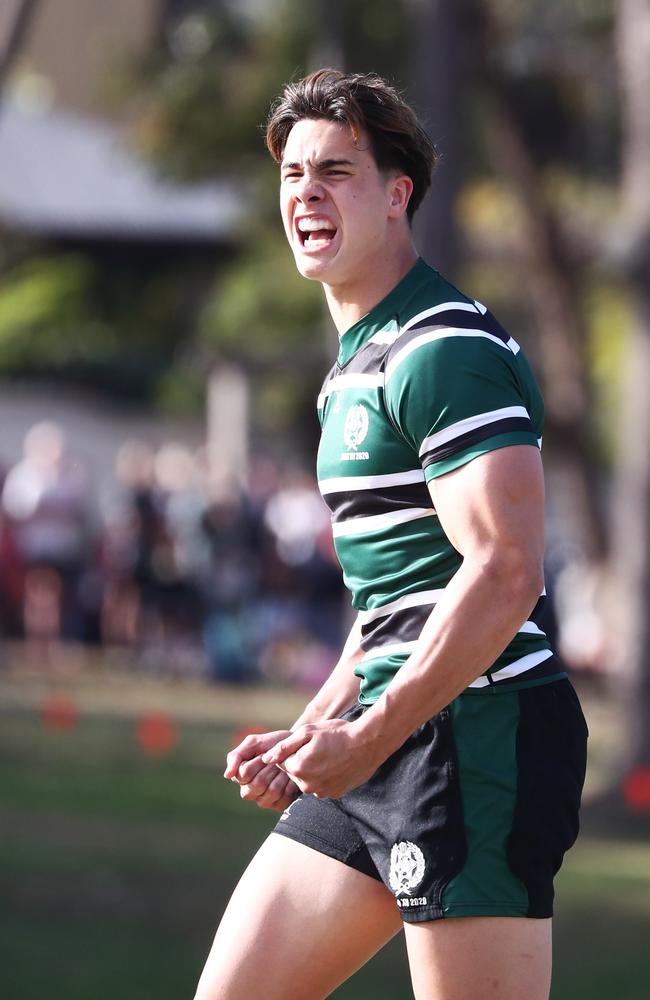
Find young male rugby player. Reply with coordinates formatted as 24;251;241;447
194;69;588;1000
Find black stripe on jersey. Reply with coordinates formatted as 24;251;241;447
360;602;434;651
324;481;433;522
317;345;386;416
406;308;511;345
420;417;533;468
528;595;547;628
318;364;337;396
333;340;388;376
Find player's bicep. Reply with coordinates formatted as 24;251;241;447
428;445;545;567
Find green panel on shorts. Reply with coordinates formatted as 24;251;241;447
442;692;529;917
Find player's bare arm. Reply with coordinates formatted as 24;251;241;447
264;444;544;797
291;613;366;725
224;615;365;807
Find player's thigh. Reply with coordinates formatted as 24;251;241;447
404;915;552;1000
194;831;402;1000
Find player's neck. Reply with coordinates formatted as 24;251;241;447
323;243;419;336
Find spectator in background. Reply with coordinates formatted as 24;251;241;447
200;471;262;682
0;455;23;638
152;441;206;673
257;466;344;688
102;438;186;665
0;423;346;687
1;421;99;649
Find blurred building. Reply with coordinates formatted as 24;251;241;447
0;0;241;244
0;0;244;485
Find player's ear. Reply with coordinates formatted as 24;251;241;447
387;174;413;219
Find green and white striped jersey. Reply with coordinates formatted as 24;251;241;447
317;258;560;704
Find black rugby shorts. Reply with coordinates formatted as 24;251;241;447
273;678;588;923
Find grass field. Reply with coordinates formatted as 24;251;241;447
1;667;649;999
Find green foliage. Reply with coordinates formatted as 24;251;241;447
0;0;625;441
122;1;313;180
586;281;630;461
0;247;214;406
201;238;323;364
341;0;412;83
0;254;93;362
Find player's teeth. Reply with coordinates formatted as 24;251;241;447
299;219;335;232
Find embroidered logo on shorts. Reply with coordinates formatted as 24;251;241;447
279;798;300;822
389;841;426;895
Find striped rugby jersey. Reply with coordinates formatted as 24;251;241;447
317;257;562;704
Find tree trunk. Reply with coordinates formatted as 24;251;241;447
0;0;37;94
309;0;344;72
612;0;650;773
469;0;607;562
409;0;461;278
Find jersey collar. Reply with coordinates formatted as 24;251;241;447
336;257;432;367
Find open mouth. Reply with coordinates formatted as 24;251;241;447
296;217;338;249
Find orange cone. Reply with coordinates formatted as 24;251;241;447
41;694;78;732
623;766;650;812
136;712;178;755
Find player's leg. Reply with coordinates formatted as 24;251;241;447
193;832;402;1000
404;915;552;1000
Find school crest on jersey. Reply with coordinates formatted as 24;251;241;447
343;404;369;451
389;841;426;895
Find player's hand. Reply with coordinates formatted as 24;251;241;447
261;719;382;799
238;760;301;812
224;730;300;811
224;729;291;782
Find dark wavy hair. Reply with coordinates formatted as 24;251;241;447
265;69;438;221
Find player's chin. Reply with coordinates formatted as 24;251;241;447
293;257;330;281
293;246;338;280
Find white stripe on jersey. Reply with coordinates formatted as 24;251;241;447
401;300;483;332
368;301;481;346
367;329;402;346
518;621;547;636
468;649;553;688
418;405;531;458
358;588;446;624
332;507;435;538
317;372;384;408
319;468;425;495
384;327;518;383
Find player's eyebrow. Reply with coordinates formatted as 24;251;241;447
281;157;355;172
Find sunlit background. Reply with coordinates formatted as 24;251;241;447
1;2;649;998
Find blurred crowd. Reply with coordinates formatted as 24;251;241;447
0;422;345;686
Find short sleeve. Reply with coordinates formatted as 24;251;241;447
383;333;542;480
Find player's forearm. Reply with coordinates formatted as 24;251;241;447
354;551;543;762
291;615;363;729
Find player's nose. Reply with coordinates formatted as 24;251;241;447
294;172;325;203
